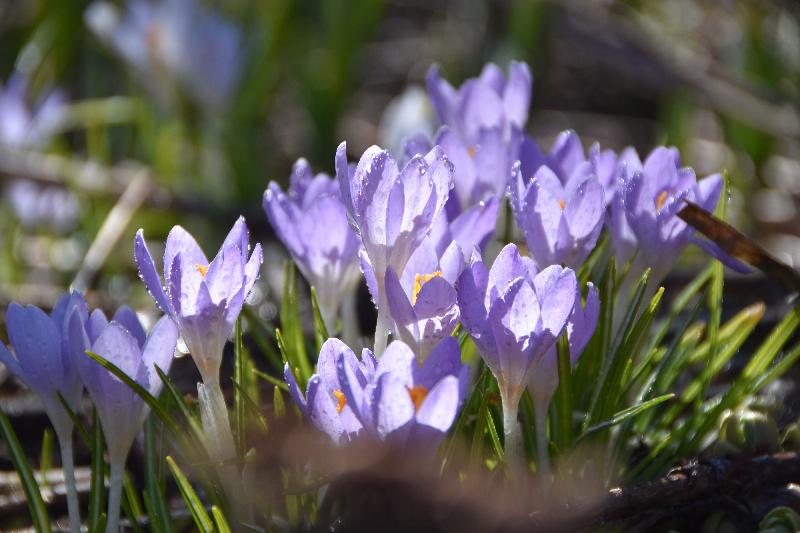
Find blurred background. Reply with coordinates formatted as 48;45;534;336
0;0;798;327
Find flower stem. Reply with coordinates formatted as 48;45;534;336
534;397;551;484
373;307;390;358
500;390;524;478
105;457;124;533
57;433;81;533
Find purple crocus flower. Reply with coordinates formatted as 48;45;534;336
456;243;576;471
134;217;263;383
85;0;241;110
425;62;531;214
617;146;749;288
383;238;465;361
427;62;532;143
337;337;469;449
66;306;178;533
335;142;452;355
527;284;599;408
510;158;605;270
284;338;374;445
263;159;361;332
0;293;85;439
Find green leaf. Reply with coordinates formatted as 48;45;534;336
212;505;233;533
310;285;330;354
274;385;286;418
154;364;205;445
252;368;289;391
122;471;145;533
89;409;105;532
166;456;214;533
578;394;675;441
280;261;311;381
554;332;573;451
39;427;54;489
0;409;51;533
144;418;172;533
230;379;270;434
234;316;247;459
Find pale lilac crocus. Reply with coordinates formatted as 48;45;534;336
284;338;374;445
0;293;86;533
456;244;576;475
263;159;361;334
134;217;262;487
85;0;241;110
510;155;605;270
67;307;178;533
383;238;464;361
616;147;750;298
337;337;469;450
335;142;452;356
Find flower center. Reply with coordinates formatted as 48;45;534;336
412;271;443;305
467;146;476;158
332;389;347;414
406;385;429;412
655;190;669;212
195;264;209;277
558;199;566;210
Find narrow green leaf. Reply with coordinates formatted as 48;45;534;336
274;385;286;418
89;409;105;531
122;471;145;533
578;394;675;441
212;505;233;533
280;261;310;381
486;406;505;463
144;418;172;533
234;316;247;459
554;333;572;451
39;428;54;489
252;368;289;391
242;306;283;373
166;456;214;533
230;379;270;434
154;365;204;444
310;286;330;354
0;410;51;533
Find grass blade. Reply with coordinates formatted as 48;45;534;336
166;456;214;533
310;286;330;354
554;333;573;451
212;505;233;533
578;394;674;442
89;409;105;531
0;409;51;533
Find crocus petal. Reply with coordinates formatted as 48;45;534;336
503;61;532;130
487;243;537;304
134;229;172;315
415;375;460;433
306;376;346;443
284;363;307;415
112;306;147;348
374;373;415;440
7;303;61;396
141;315;178;395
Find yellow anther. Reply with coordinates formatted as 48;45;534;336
467;146;476;158
333;390;347;414
655;190;669;211
195;264;209;277
406;385;429;412
412;271;443;305
558;199;566;210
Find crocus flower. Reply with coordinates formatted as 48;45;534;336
337;337;469;449
67;306;178;533
85;0;241;110
456;243;577;472
0;293;87;533
427;62;532;143
134;217;263;383
527;284;599;408
335;142;452;355
383;238;464;361
425;62;531;214
618;146;750;289
284;338;374;445
263;159;361;332
510;159;605;270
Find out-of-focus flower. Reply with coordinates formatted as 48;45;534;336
66;306;178;533
510;159;605;270
0;293;85;438
67;307;178;462
263;159;361;332
335;142;451;354
85;0;241;110
619;146;749;285
284;338;374;445
384;238;464;361
379;86;436;158
337;337;468;448
527;284;599;407
0;74;78;232
427;62;531;143
424;62;531;215
134;217;263;383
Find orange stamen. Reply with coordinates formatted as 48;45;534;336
333;390;347;414
195;264;209;277
467;146;476;158
655;191;669;211
412;271;443;305
558;199;566;210
406;385;429;412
